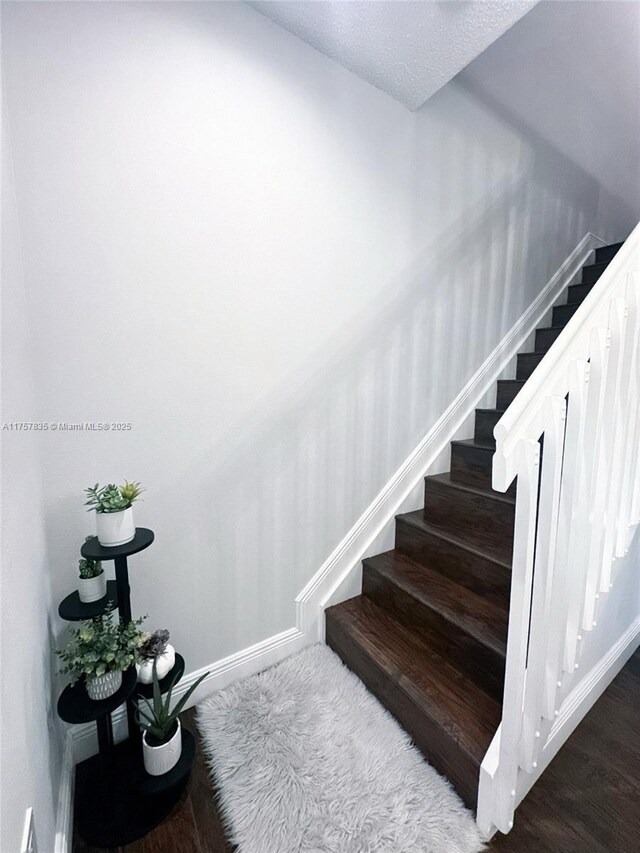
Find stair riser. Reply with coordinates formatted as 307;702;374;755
394;518;511;602
567;282;594;304
497;380;524;409
474;409;502;446
535;327;562;352
553;302;580;326
595;243;622;264
516;352;545;381
363;563;505;701
325;614;480;809
450;442;494;490
424;478;515;556
582;263;607;284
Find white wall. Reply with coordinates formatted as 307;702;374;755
577;529;640;678
1;7;637;835
458;0;640;236
2;0;625;676
1;113;63;853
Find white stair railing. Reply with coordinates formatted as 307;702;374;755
477;224;640;836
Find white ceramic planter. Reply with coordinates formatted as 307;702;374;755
136;644;176;684
142;720;182;776
86;669;122;701
95;507;135;547
78;571;107;604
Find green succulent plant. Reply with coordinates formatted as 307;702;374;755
57;609;146;683
79;535;103;579
84;481;145;514
120;480;144;504
136;659;209;745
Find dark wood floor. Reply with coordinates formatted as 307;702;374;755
74;648;640;853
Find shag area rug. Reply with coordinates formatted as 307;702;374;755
197;644;484;853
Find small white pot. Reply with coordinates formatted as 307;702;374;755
86;669;122;701
142;719;182;776
95;507;135;547
136;644;176;684
78;571;107;604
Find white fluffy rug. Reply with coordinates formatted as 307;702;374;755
197;644;484;853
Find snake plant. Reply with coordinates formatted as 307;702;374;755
136;659;209;744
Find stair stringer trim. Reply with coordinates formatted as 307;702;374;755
295;231;606;642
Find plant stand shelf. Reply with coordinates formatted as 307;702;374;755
57;527;196;847
58;580;118;621
135;653;185;700
73;731;195;848
57;667;138;725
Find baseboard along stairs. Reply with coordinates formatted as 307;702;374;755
325;241;631;820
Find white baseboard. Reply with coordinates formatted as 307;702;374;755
295;231;605;641
70;626;309;763
54;732;74;853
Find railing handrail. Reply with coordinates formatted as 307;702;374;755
478;222;640;839
493;224;640;492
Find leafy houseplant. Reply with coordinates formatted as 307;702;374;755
57;609;146;701
77;536;106;603
136;628;176;684
136;661;209;776
84;481;144;547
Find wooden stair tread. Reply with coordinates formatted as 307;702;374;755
451;437;494;451
326;595;502;764
475;407;506;416
426;471;514;505
363;550;508;658
397;509;512;570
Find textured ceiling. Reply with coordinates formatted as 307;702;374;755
249;1;537;110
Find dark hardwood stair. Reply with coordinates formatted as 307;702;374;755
595;241;623;263
325;595;502;808
581;260;609;283
423;473;515;559
535;326;563;352
395;511;512;601
324;240;623;814
362;550;507;700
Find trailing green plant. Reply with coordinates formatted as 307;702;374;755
84;481;144;514
78;535;103;579
136;660;209;745
57;608;146;683
139;628;170;660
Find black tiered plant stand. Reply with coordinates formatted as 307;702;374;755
57;528;195;847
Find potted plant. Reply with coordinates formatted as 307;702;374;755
77;536;107;603
136;628;176;684
136;662;209;776
84;480;144;547
57;609;146;701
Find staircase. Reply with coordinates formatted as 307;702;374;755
325;241;625;813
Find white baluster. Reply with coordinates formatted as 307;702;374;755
582;326;611;631
563;360;591;675
520;396;566;771
600;298;627;590
495;438;540;834
546;361;587;715
615;273;640;555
